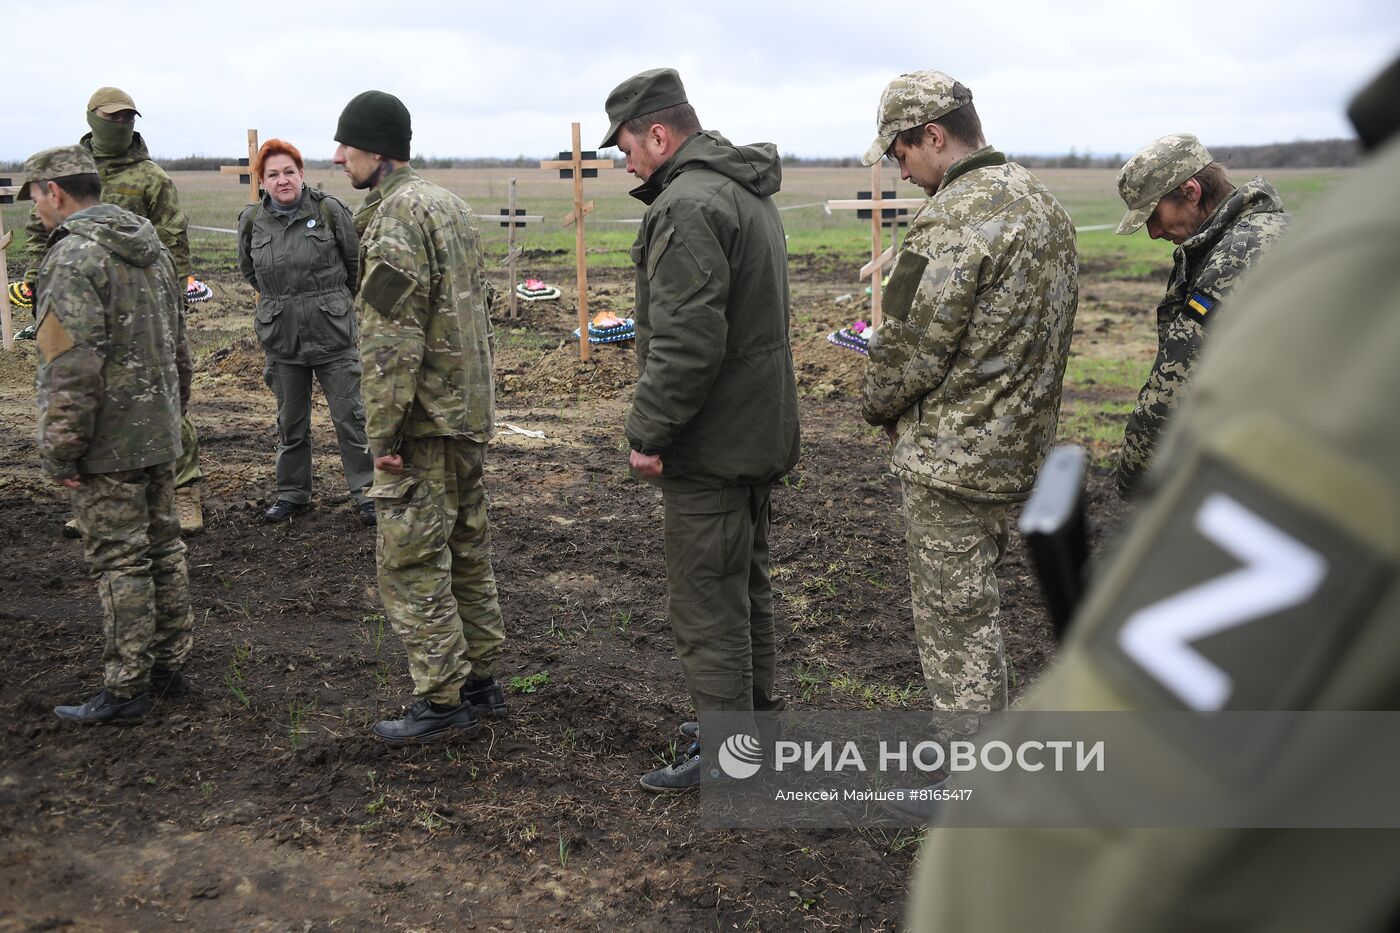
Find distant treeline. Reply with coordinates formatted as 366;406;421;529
0;139;1363;174
787;138;1363;170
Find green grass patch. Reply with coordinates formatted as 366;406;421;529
1063;355;1151;392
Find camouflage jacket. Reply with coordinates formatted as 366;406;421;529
626;131;800;491
238;187;359;364
354;166;494;454
863;148;1078;501
24;132;192;288
1114;177;1289;498
34;204;189;478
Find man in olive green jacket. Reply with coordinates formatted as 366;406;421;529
24;145;195;724
334;91;505;746
600;68;800;793
19;87;204;532
907;56;1400;933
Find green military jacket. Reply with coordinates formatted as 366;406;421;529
238;187;359;365
626;131;800;491
1115;177;1290;497
23;132;192;288
909;87;1400;931
863;148;1078;502
353;166;494;454
34;204;189;478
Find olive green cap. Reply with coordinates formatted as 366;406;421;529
1115;133;1213;235
17;145;99;200
87;86;140;117
600;68;689;148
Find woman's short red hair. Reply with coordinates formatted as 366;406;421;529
254;138;304;180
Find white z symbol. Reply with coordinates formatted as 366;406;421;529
1118;492;1328;711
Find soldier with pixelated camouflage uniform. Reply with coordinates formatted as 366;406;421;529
15;87;206;533
908;55;1400;933
860;71;1078;717
1112;134;1290;499
332;91;506;745
21;145;196;724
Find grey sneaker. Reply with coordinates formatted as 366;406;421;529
639;750;722;794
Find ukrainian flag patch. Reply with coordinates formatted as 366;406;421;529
1185;291;1216;322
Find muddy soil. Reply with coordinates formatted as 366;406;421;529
0;263;1141;931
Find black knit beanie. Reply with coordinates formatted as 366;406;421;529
335;90;412;161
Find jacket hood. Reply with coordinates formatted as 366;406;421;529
56;203;164;267
79;130;154;168
632;131;782;204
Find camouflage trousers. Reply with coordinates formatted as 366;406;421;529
663;484;783;717
263;355;373;505
901;479;1011;715
174;415;202;488
370;436;504;705
71;462;195;697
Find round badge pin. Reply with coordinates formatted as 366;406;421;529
307;219;317;228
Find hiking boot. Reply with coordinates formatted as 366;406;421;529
357;500;377;526
63;517;81;539
8;281;33;310
185;276;213;303
639;750;722;794
460;676;507;717
372;698;479;746
151;668;190;698
264;500;308;523
679;720;699;742
176;486;203;535
54;688;152;723
14;322;37;341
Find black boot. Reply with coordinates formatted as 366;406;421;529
54;688;152;723
151;668;190;698
264;500;309;523
372;698;479;746
460;676;507;717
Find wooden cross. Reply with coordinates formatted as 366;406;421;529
495;178;545;320
824;164;924;327
0;177;19;350
539;122;614;361
220;129;261;204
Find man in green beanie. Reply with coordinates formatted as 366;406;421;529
600;68;800;793
16;87;206;534
333;90;508;745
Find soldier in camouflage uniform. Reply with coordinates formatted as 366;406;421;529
1112;134;1290;499
332;91;506;745
19;87;205;533
21;146;195;724
908;55;1400;933
860;71;1078;717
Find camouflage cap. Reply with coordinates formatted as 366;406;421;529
87;86;140;117
17;145;99;200
1114;133;1213;235
861;70;972;166
600;68;688;148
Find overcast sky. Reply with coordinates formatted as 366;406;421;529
6;1;1397;163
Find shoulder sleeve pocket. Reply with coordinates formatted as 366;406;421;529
646;225;674;279
361;262;416;317
883;252;929;324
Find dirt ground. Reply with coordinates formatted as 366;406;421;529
0;261;1146;931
